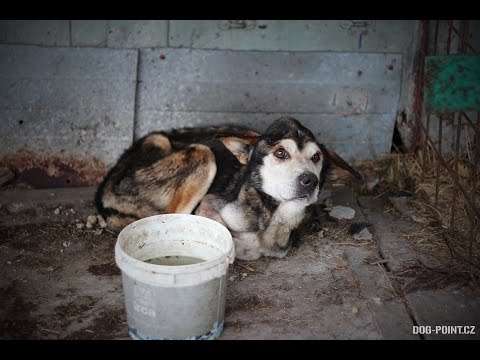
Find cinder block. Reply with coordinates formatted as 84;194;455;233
135;48;401;161
169;20;416;52
71;20;107;47
0;45;138;166
107;20;167;48
0;20;70;46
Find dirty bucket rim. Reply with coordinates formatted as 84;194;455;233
115;214;234;276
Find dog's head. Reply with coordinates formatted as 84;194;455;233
220;117;362;204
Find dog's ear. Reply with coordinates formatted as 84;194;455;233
219;133;262;165
322;147;363;182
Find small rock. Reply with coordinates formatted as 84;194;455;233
352;306;359;315
229;276;235;282
6;261;12;265
94;229;103;235
353;227;373;241
348;222;369;235
53;208;60;215
69;209;75;214
76;223;85;229
318;230;324;239
62;241;69;248
327;206;355;220
372;297;383;305
241;272;248;278
411;214;424;223
97;215;107;228
86;215;97;225
85;222;93;229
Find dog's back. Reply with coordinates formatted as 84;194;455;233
95;125;259;229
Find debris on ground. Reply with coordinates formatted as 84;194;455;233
361;176;380;193
53;207;60;215
86;215;97;228
353;227;373;241
388;196;423;224
97;215;107;229
348;223;369;235
326;206;355;220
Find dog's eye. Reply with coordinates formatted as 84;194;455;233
311;152;320;163
274;147;289;159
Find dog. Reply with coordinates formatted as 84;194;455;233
96;117;362;260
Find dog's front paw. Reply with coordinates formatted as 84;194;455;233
260;245;291;259
232;233;262;260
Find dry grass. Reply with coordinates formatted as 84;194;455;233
347;144;480;278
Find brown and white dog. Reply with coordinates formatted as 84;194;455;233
96;117;361;260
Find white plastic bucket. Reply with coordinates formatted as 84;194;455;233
115;214;235;340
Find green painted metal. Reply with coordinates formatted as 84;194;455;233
424;54;480;112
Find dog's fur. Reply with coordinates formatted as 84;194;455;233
96;117;361;260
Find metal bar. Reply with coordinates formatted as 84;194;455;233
460;112;480;137
418;117;480;220
450;113;462;229
422;114;431;181
411;20;429;155
444;232;479;270
433;20;440;55
459;20;469;53
435;114;443;207
446;20;454;55
470;112;480;262
451;23;477;53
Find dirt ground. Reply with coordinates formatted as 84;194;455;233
1;186;479;340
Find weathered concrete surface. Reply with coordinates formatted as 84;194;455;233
357;196;435;272
345;246;418;340
0;186;402;339
71;20;107;48
0;187;96;226
136;48;402;161
0;45;137;167
358;194;480;340
0;21;70;46
168;20;416;53
107;21;168;48
1;186;478;340
406;290;480;340
0;222;128;340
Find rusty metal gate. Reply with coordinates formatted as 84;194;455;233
412;20;480;272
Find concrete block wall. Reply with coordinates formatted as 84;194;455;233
0;20;421;187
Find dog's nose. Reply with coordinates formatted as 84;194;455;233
298;172;318;189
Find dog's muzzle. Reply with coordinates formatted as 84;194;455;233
296;172;319;198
